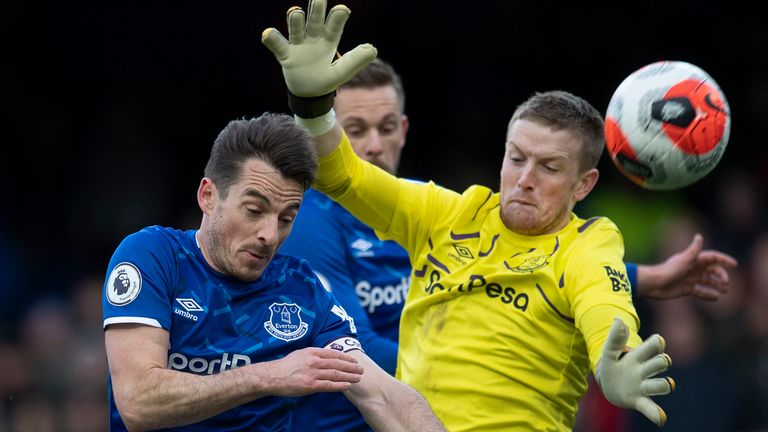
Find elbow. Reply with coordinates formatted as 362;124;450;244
118;408;147;432
114;390;151;432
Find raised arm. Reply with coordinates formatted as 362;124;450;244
261;0;376;155
105;324;363;431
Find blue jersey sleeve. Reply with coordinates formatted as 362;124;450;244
625;262;638;296
282;192;398;373
102;226;177;330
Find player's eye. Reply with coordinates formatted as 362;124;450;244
346;127;365;138
380;124;397;135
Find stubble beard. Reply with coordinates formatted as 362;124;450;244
205;215;261;282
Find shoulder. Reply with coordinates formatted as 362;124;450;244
562;215;625;261
295;188;351;222
117;225;187;252
110;226;194;272
574;216;621;237
285;190;352;252
300;188;337;212
461;184;497;200
454;184;499;214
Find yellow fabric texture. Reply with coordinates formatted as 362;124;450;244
314;133;643;431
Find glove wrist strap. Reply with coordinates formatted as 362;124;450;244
288;90;336;119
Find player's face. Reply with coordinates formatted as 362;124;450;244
499;119;598;235
199;158;303;282
335;85;408;174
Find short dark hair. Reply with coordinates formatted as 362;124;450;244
509;90;604;172
340;58;405;113
204;113;317;197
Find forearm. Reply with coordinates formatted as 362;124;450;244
351;379;445;432
115;363;268;431
342;352;444;431
633;263;655;297
315;116;345;157
580;304;643;373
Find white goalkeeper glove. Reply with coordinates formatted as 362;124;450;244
261;0;377;118
596;318;676;427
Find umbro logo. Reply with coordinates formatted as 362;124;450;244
447;244;474;265
351;239;373;252
174;298;204;322
351;239;375;257
176;298;204;312
453;244;474;259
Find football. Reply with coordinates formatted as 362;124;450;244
604;61;731;190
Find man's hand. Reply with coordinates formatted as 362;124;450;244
636;233;738;301
262;347;364;397
261;0;377;99
596;319;675;427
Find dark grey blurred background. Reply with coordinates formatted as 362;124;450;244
1;1;766;430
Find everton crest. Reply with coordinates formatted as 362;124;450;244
264;302;309;341
506;254;549;273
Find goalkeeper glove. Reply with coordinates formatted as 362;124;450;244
261;0;377;119
596;318;676;427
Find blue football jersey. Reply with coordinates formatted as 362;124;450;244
102;226;359;432
280;189;411;432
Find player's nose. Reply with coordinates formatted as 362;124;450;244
365;131;384;156
516;164;536;189
256;215;280;248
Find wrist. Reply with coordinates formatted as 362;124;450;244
634;264;655;298
295;109;336;137
288;90;336;119
244;362;274;397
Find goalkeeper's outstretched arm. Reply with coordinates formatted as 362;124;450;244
262;2;446;430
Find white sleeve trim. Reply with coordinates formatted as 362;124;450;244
103;316;163;329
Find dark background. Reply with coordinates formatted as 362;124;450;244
2;1;767;430
3;1;764;291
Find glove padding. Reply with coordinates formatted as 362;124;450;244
596;318;676;427
262;0;378;99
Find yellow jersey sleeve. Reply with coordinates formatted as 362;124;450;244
563;218;643;372
314;131;462;255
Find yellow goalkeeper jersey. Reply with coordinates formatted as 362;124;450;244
315;134;643;431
